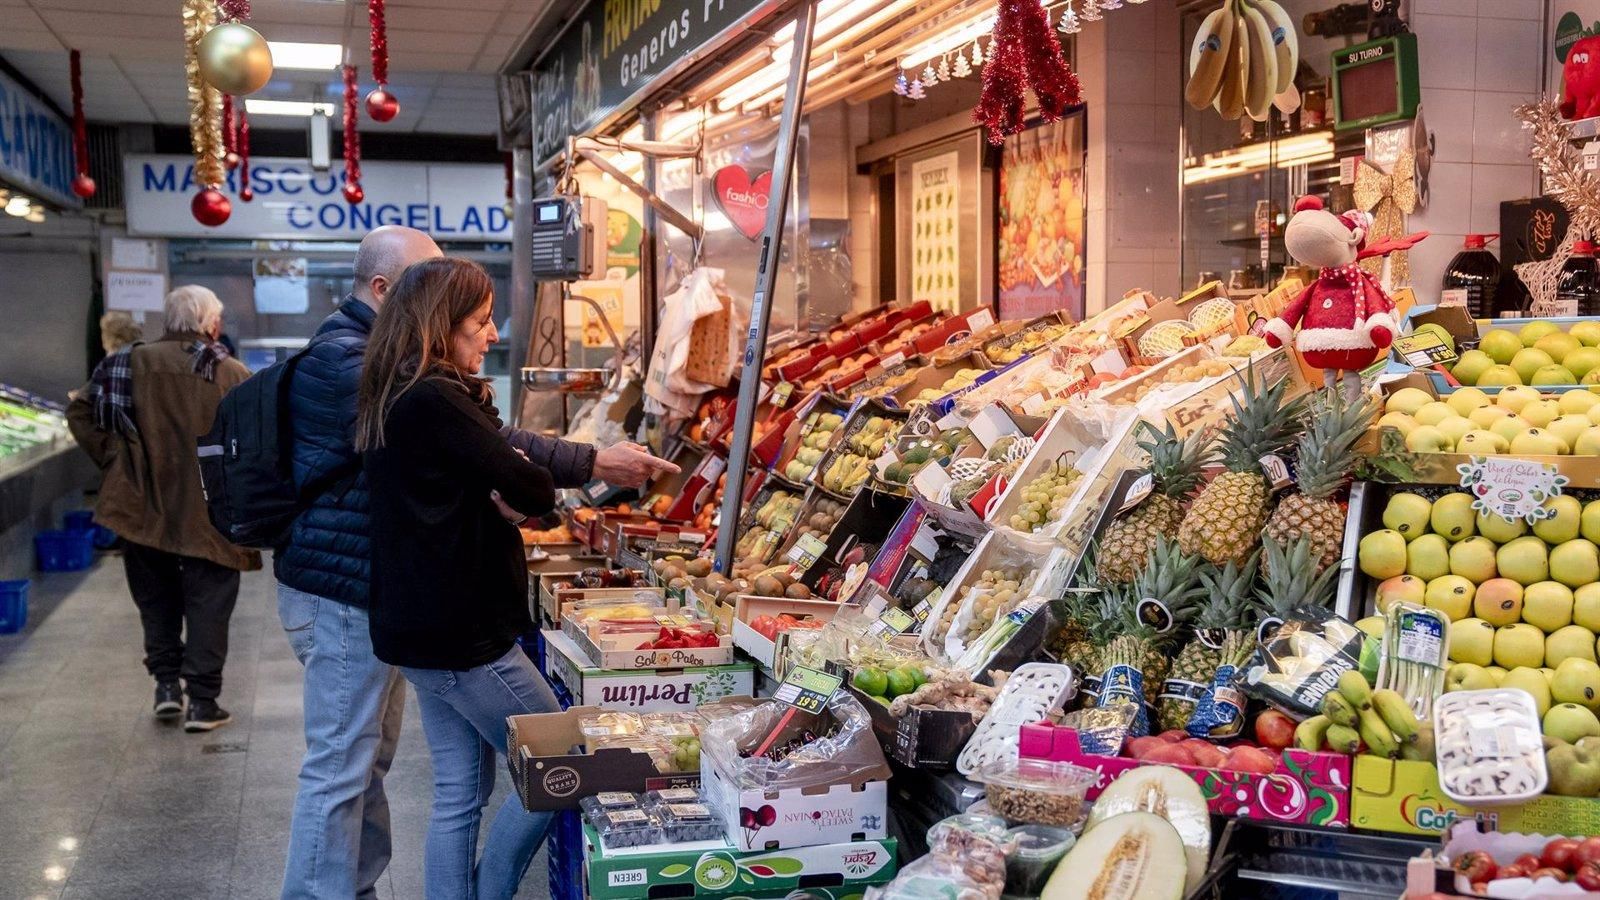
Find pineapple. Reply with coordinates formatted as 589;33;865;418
1177;366;1308;567
1256;535;1341;620
1157;550;1259;732
1096;538;1205;727
1263;391;1376;573
1097;421;1214;584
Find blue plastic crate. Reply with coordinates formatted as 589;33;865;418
63;510;96;531
547;809;584;900
35;529;95;572
0;580;27;634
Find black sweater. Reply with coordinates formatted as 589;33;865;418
365;376;555;669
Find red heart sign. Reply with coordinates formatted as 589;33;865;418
712;166;772;241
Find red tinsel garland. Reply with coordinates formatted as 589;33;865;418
69;49;95;198
342;64;364;204
222;93;240;171
238;107;253;202
973;0;1082;144
365;0;399;122
217;0;250;21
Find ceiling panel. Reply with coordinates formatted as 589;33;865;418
387;8;504;34
36;10;176;39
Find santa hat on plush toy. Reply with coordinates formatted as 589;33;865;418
1294;195;1373;248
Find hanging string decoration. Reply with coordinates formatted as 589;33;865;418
1057;1;1081;34
1099;0;1124;9
222;93;240;170
973;0;1083;143
893;72;910;96
366;0;399;122
908;78;926;100
937;54;952;82
341;65;365;204
1515;97;1600;310
197;0;273;96
921;62;939;87
238;106;253;201
1080;0;1103;21
953;51;973;78
971;39;985;68
184;0;230;226
69;50;95;199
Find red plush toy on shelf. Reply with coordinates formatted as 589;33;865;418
1260;195;1427;400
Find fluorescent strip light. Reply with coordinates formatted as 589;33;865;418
660;109;743;142
1182;133;1334;185
773;0;857;46
4;196;30;216
267;41;341;70
900;12;997;69
742;55;840;110
246;99;336;117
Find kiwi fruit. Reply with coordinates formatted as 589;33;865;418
774;571;795;588
752;574;784;597
685;558;712;578
784;582;813;599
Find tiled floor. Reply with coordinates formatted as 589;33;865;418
0;556;551;899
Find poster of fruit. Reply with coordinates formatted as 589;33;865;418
910;151;961;313
999;114;1086;322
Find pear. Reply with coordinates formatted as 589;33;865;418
1550;415;1593;452
1545;702;1600;743
1560;388;1600;415
1377;411;1418;436
1502;666;1553;717
1406;534;1451;581
1414;401;1456;427
1478;510;1528;544
1522;399;1562;428
1575;426;1600;456
1407;426;1453;453
1568;347;1600;380
1545;737;1600;796
1456;431;1510;454
1473;578;1525;626
1511;428;1569;456
1430;493;1477;542
1436;417;1475;450
1553;658;1600;711
1535;495;1585;544
1491;416;1530;444
1552;539;1600;588
1469;405;1517;429
1448;618;1496;666
1548;625;1599;668
1481;329;1525;364
1497;536;1550;586
1448;537;1499;584
1486;665;1509;684
1533;365;1579;386
1382;492;1434;541
1359;530;1409;580
1495;384;1543;413
1537;331;1582;363
1512;348;1556;384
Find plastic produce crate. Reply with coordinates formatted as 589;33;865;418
0;579;27;634
547;809;584;900
35;529;94;572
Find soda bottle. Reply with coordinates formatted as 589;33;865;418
1441;234;1501;318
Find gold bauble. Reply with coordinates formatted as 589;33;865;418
197;23;273;96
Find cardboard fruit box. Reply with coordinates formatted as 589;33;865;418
699;738;892;852
1350;755;1600;837
583;830;897;900
730;594;843;677
542;629;755;713
507;705;706;812
1018;725;1354;829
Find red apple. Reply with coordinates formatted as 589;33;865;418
1156;729;1187;743
1543;838;1581;873
1223;745;1279;775
1125;736;1166;759
1254;710;1296;751
1144;743;1196;766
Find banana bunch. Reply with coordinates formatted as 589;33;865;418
1294;672;1434;762
1186;0;1300;122
821;452;873;495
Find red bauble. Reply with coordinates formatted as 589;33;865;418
342;182;365;204
191;188;232;226
71;174;96;199
224;151;241;171
240;187;254;203
365;89;398;122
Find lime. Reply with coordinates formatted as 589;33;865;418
853;667;888;697
885;668;917;698
899;664;927;688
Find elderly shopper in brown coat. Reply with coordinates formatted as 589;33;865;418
67;285;260;732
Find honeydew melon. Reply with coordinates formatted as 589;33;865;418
1082;766;1210;894
1040;811;1187;900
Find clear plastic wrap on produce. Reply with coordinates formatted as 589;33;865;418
1241;605;1364;718
700;692;887;793
654;801;725;842
580;791;644;818
866;818;1012;900
588;805;665;849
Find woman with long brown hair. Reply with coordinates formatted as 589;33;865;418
354;256;564;899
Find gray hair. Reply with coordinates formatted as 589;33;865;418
163;284;224;335
99;311;143;353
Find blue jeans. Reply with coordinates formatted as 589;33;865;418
278;584;405;900
402;646;558;900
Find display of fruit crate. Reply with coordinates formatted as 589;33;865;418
844;683;978;773
582;829;898;900
729;594;844;677
1390;305;1600;396
808;399;907;499
977;312;1073;367
769;393;851;487
984;405;1141;542
1349;756;1600;837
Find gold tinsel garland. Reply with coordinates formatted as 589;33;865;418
1515;97;1600;310
184;0;225;189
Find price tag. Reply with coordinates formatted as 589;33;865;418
1585;140;1600;172
772;382;795;408
586;480;611;500
772;665;843;714
1118;473;1155;512
1458;457;1571;524
1259;453;1294;494
785;533;828;569
654;614;693;627
1439;288;1469;309
1390;331;1459;368
966;308;995;332
881;352;906;369
911;596;934;625
868;607;916;640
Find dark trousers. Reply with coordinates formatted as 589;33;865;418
122;541;241;700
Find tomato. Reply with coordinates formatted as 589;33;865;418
1577;861;1600;892
1495;863;1527;880
1530;867;1569;882
1578;837;1600;868
1543;838;1582;873
1514;853;1542;872
1454;850;1496;883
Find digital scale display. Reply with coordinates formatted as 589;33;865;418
535;201;561;224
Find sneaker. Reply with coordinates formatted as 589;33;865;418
183;699;232;732
154;682;183;719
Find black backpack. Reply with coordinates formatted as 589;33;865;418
197;330;361;549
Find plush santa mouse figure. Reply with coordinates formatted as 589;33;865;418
1261;195;1423;400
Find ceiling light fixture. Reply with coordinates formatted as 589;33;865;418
267;41;342;70
245;99;336;117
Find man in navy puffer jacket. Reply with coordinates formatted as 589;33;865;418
276;226;670;899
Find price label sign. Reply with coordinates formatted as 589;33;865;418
772;665;843;715
785;533;828;570
654;614;693;627
585;480;612;500
1118;473;1155;512
868;607;916;640
911;597;934;625
1391;331;1459;368
772;382;795;408
1458;456;1570;525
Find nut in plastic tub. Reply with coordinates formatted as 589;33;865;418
1433;689;1548;806
971;756;1096;827
1003;824;1075;897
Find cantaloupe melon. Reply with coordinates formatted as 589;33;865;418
1040;811;1186;900
1084;765;1210;894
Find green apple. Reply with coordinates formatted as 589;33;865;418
1456;430;1509;454
1473;578;1525;626
1486;665;1509;684
1548;625;1599;667
1385;387;1434;417
1575;426;1600;455
1446;386;1492;417
1481;328;1525;364
1449;536;1499;583
1520;399;1562;428
1552;538;1600;588
1406;425;1453;453
1406;534;1451;581
1537;332;1583;364
1435;416;1475;448
1573;321;1600;347
1478;509;1528;544
1413;401;1456;427
1382;492;1434;541
1477;364;1523;387
1545;703;1600;743
1494;622;1547;668
1376;411;1418;436
1522;580;1575;631
1583;502;1600;545
1520;320;1562;347
1549;415;1593;451
1430;493;1477;542
1445;662;1499;692
1511;427;1569;455
1375;574;1427;612
1587;369;1600;386
1497;535;1551;585
1567;347;1600;381
1512;348;1557;384
1490;416;1530;444
1451;353;1496;388
1448;617;1496;665
1534;364;1580;386
1495;384;1543;413
1575;583;1600;632
1424;575;1476;621
1561;388;1600;415
1358;530;1409;579
1553;658;1600;711
1469;404;1518;429
1534;495;1584;544
1502;666;1554;717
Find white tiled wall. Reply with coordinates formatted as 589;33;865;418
1405;4;1543;303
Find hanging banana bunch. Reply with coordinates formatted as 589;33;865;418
1186;0;1300;122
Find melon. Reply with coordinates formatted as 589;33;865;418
1083;766;1210;894
1040;811;1186;900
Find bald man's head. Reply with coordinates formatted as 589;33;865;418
352;226;442;307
